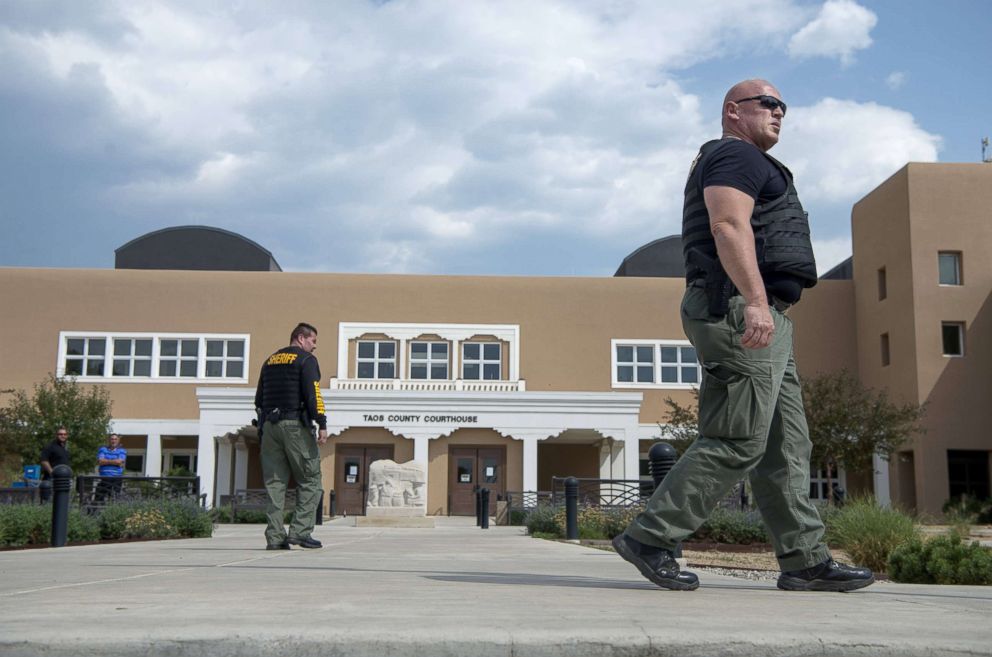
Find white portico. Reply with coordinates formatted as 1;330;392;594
196;386;643;509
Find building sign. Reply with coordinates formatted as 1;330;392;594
362;414;480;424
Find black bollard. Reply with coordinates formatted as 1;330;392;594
647;442;681;558
648;442;678;489
329;490;336;518
481;488;490;529
564;476;579;541
316;489;324;525
475;487;482;526
51;464;72;548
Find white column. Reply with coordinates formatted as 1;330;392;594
622;432;640;482
234;437;249;491
599;440;614;479
197;424;220;508
873;453;891;508
144;434;163;477
522;437;539;492
215;437;234;501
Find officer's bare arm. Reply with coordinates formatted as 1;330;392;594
704;185;774;349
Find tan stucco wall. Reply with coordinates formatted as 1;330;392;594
537;443;602;490
852;163;992;515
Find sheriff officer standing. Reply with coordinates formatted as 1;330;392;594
255;322;328;550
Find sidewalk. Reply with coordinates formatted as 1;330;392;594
1;521;990;656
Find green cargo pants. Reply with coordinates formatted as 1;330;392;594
627;287;831;571
261;419;323;546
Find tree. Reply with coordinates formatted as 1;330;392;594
657;390;700;457
801;369;926;480
0;374;113;478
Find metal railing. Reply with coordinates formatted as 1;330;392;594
0;487;40;505
551;477;653;509
75;475;202;510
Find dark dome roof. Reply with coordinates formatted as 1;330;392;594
614;236;684;278
115;225;281;272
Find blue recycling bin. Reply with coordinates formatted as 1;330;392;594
23;465;41;481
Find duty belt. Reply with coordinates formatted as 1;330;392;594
264;408;306;422
687;277;793;312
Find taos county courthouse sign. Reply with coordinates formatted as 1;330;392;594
362;414;481;424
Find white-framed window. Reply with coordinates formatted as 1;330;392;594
57;332;250;383
617;345;655;383
163;451;198;475
64;337;107;377
410;341;449;380
124;449;145;474
112;338;153;377
463;342;501;380
938;251;962;286
357;340;397;379
809;465;844;503
205;338;245;378
611;340;700;388
159;338;199;378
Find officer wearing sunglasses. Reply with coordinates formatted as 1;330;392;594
613;79;875;594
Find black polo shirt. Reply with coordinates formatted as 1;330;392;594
40;440;70;479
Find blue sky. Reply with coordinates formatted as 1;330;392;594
1;0;988;276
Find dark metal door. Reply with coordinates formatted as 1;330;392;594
448;447;505;515
335;445;394;516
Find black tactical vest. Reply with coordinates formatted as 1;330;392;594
682;138;818;288
258;346;312;414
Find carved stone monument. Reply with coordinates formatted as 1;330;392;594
358;459;433;527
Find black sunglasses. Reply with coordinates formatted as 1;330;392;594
734;94;787;116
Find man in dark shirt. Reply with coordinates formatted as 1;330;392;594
255;323;328;550
39;426;70;502
613;79;874;593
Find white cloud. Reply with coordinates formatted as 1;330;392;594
812;236;852;276
0;0;939;276
886;71;907;90
775;98;940;204
788;0;877;65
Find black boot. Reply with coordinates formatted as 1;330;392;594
612;533;699;591
777;559;874;592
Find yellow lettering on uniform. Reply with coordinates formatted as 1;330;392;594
314;381;325;415
266;353;299;366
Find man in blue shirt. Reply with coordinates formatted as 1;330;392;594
95;433;127;503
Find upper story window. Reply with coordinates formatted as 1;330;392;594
64;337;107;377
612;340;700;388
463;342;501;380
205;339;245;378
357;340;397;379
58;332;249;383
112;338;153;377
335;323;520;388
159;339;199;378
938;252;962;286
410;341;449;380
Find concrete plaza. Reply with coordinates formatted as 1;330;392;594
1;519;990;656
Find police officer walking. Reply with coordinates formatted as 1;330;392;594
255;322;328;550
613;79;874;592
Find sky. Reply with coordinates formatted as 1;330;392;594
0;0;989;277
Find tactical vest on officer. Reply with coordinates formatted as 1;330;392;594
257;346;312;423
682;138;817;315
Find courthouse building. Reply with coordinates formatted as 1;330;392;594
0;163;988;517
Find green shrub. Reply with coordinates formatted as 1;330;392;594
99;500;213;540
942;495;992;525
524;505;562;537
888;533;992;585
824;497;918;572
0;504;100;546
690;508;769;544
212;506;289;524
